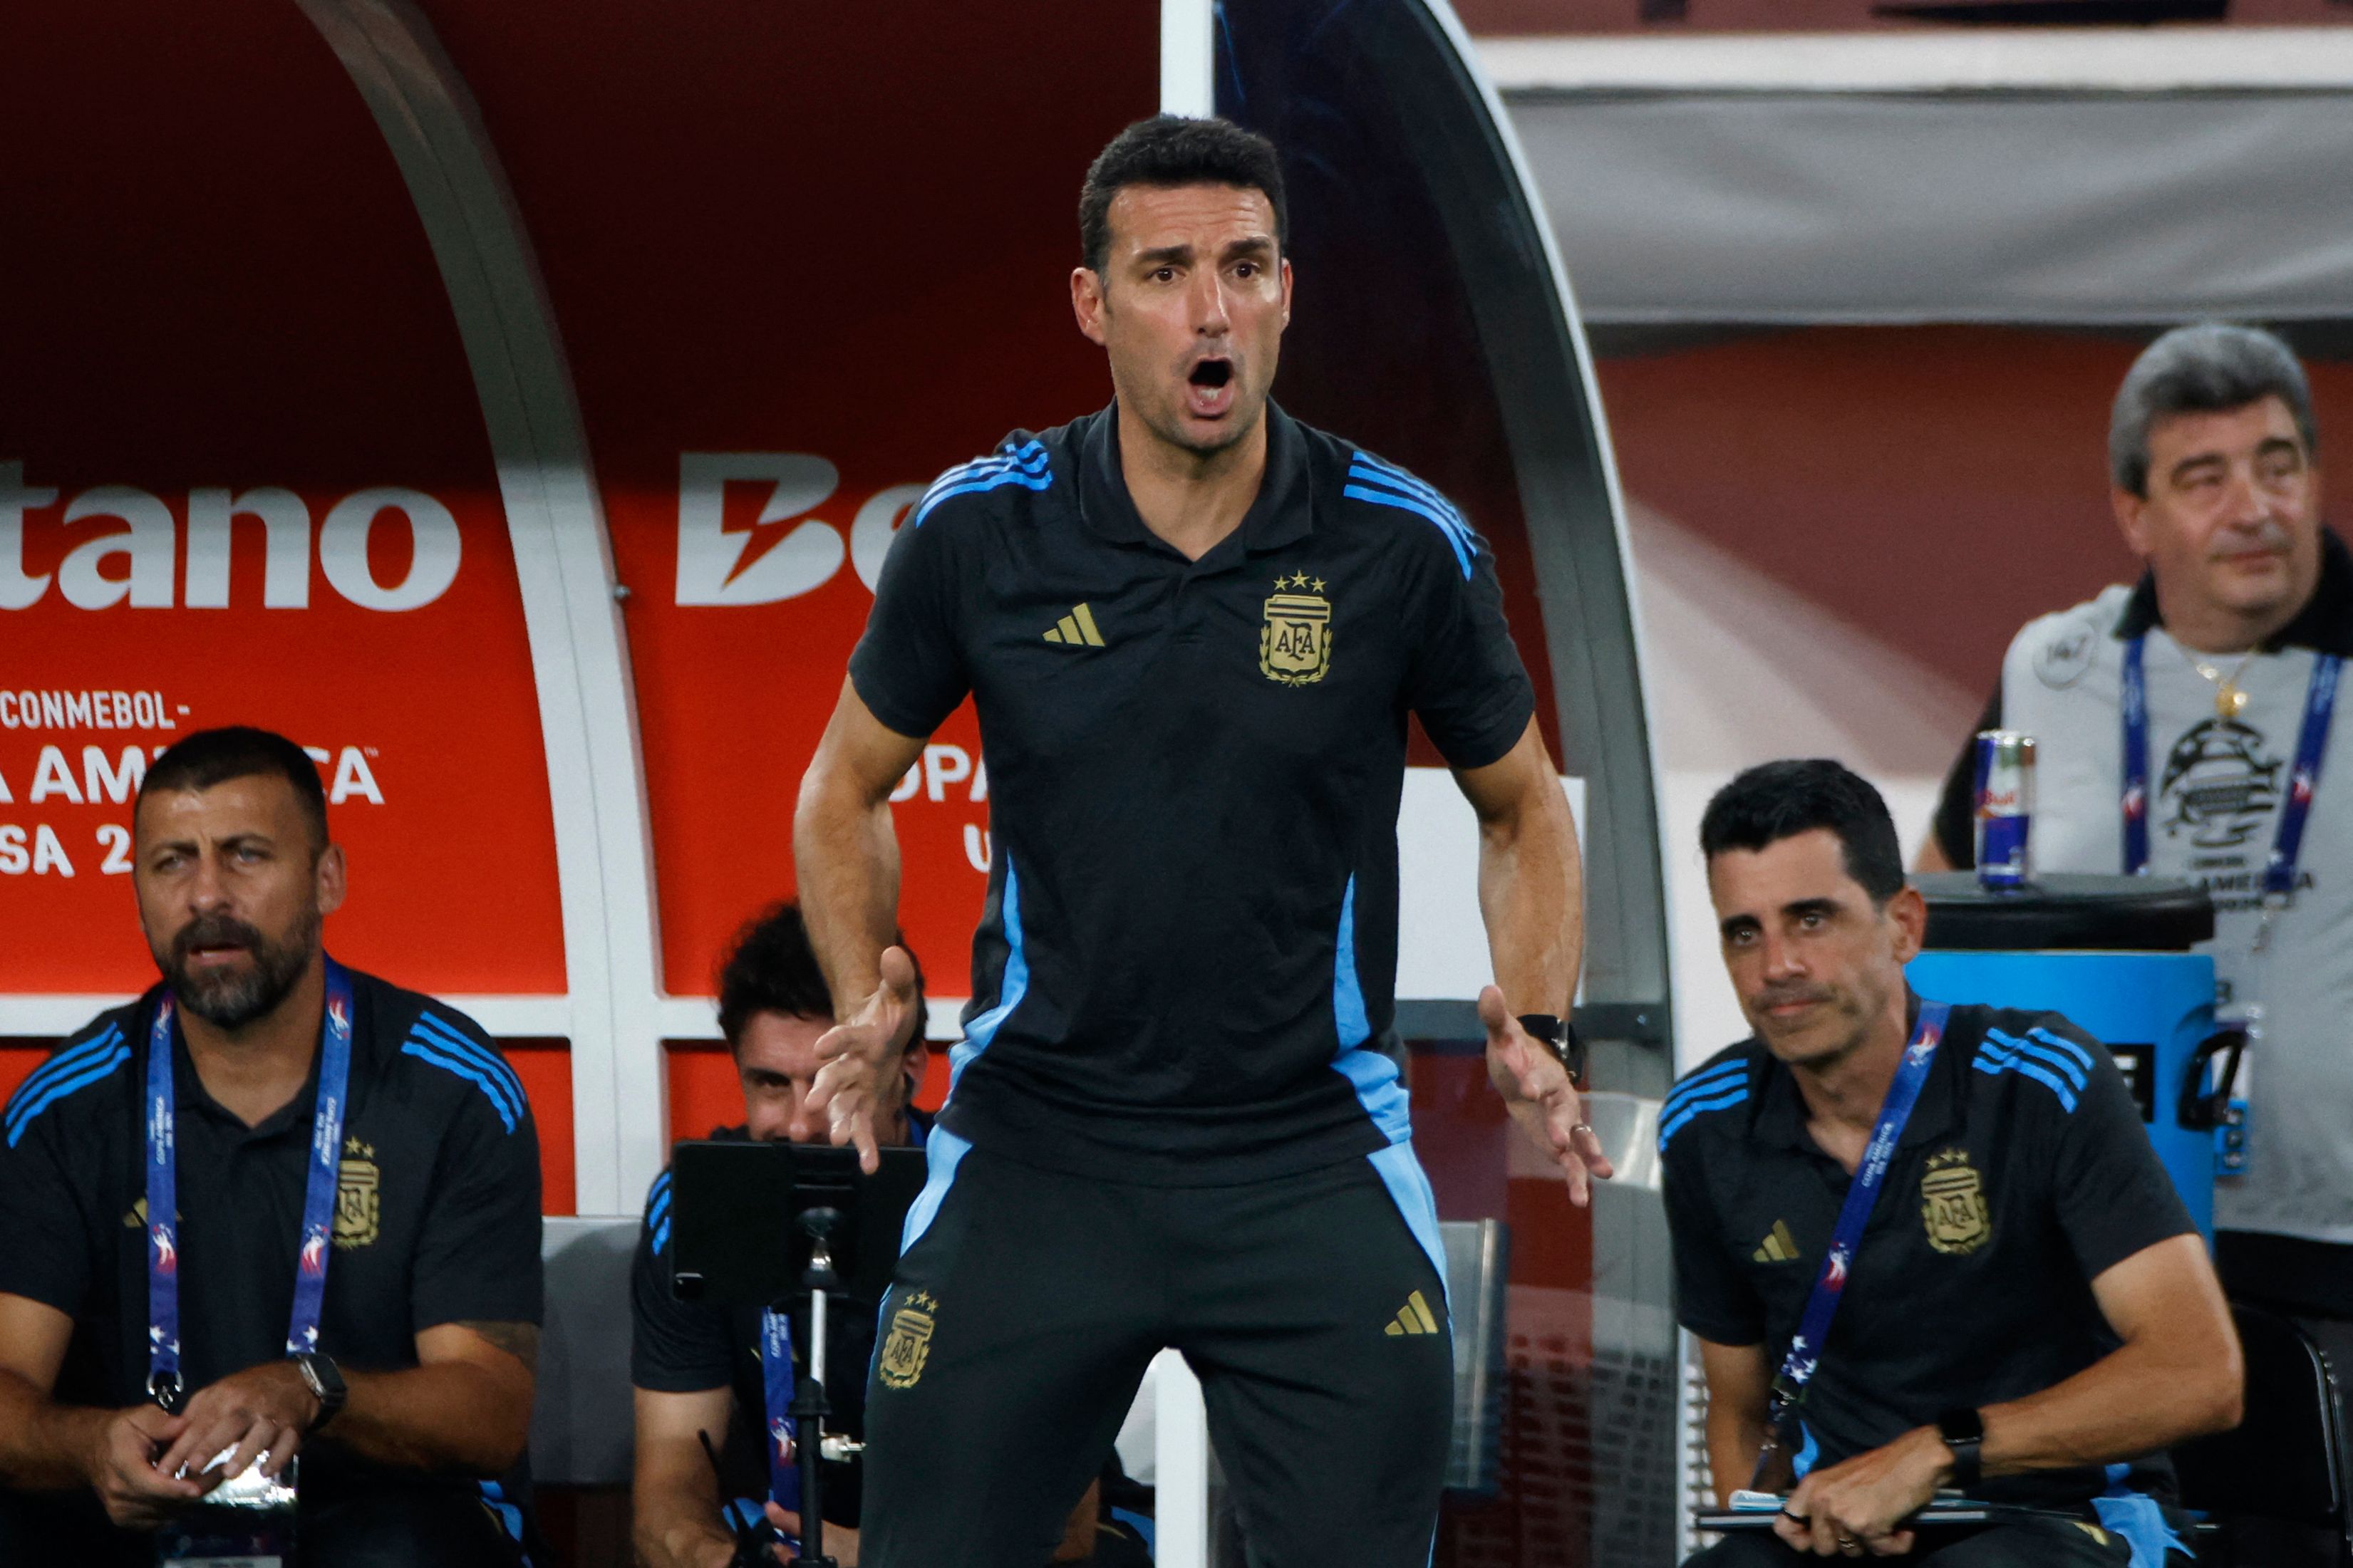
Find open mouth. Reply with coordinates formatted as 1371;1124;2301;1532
1184;356;1236;417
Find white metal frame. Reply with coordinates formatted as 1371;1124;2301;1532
296;0;668;1217
1477;26;2353;94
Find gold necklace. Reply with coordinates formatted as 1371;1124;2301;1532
2180;644;2258;721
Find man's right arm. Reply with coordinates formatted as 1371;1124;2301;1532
0;1293;202;1522
1696;1337;1772;1506
631;1385;742;1568
795;677;930;1171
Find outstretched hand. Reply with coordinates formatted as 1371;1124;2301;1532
1480;985;1613;1207
805;945;922;1174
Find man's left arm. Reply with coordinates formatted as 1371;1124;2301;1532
1453;720;1611;1205
1781;1235;2240;1556
1782;1029;2240;1555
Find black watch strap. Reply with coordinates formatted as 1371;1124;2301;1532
1936;1407;1984;1489
1516;1014;1586;1086
294;1351;347;1431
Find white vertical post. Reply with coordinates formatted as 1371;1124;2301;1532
1152;1349;1211;1568
1160;0;1216;117
1150;12;1220;1559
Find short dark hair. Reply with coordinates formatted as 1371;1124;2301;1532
715;902;927;1054
2110;323;2317;497
1078;115;1288;277
138;726;328;852
1700;759;1905;904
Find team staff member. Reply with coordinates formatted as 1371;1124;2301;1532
0;727;544;1565
1920;326;2353;1323
795;115;1606;1568
630;903;1147;1568
1675;761;2238;1564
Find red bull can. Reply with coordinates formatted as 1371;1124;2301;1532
1972;731;2035;890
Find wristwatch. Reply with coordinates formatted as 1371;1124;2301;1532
293;1351;347;1431
1936;1407;1984;1489
1516;1014;1586;1086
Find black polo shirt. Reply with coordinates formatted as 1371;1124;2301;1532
627;1115;932;1530
1660;1002;2196;1510
849;400;1535;1180
0;969;543;1501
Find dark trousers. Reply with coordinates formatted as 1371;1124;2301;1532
1684;1518;2134;1566
0;1481;526;1567
858;1140;1455;1568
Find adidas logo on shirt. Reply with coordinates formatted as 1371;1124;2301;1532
1384;1289;1442;1337
1043;603;1105;648
1753;1219;1800;1264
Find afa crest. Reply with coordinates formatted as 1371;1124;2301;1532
335;1138;380;1250
1920;1148;1991;1256
1259;574;1333;686
879;1290;938;1389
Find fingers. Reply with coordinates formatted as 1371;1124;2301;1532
98;1413;202;1526
765;1502;802;1535
822;1084;880;1175
216;1415;294;1489
152;1412;222;1483
1570;1121;1618;1181
1868;1530;1913;1557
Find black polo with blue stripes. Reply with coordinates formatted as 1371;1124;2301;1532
849;399;1535;1180
1659;1002;2196;1510
0;967;542;1502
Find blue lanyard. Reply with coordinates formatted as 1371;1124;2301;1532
145;960;356;1412
760;1310;801;1517
2121;636;2341;895
1752;1002;1950;1486
762;1113;927;1512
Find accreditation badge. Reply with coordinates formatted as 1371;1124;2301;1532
155;1453;298;1567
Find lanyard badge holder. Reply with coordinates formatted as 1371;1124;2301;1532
1748;1004;1949;1495
147;962;356;1568
2124;641;2339;1179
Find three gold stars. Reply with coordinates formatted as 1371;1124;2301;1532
1278;571;1328;592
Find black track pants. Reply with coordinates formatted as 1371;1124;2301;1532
859;1136;1455;1568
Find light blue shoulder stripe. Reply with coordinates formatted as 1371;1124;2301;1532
911;440;1053;527
398;1040;522;1132
1350;454;1469;529
1345;458;1478;556
1340;479;1475;579
412;1012;527;1113
1982;1029;2089;1091
5;1024;124;1122
1972;1043;2080;1113
1664;1060;1747;1116
6;1035;132;1147
2028;1028;2097;1072
405;1024;523;1128
1658;1087;1749;1153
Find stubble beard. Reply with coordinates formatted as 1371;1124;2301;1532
164;906;321;1030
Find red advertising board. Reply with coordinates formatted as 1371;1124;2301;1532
1;6;569;1212
0;6;566;1000
432;0;1159;1002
